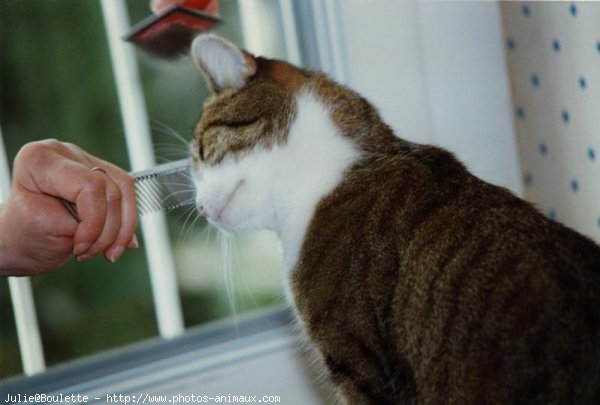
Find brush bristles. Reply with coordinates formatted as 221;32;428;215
135;24;199;59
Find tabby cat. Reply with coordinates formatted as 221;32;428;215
189;34;600;404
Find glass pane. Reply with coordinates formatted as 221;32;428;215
1;0;285;380
0;0;156;379
126;0;285;330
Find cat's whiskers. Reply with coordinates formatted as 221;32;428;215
177;203;204;244
149;120;194;166
159;188;196;201
150;119;193;148
152;146;190;163
137;177;197;216
217;230;240;334
229;236;265;315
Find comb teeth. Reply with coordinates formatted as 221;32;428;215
133;159;195;215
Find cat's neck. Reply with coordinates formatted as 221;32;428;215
269;90;360;297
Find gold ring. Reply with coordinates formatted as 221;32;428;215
90;166;107;174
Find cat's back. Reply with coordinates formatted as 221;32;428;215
391;147;600;403
296;144;600;404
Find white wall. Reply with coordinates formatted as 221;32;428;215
309;0;522;195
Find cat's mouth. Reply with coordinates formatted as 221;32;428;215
214;179;245;221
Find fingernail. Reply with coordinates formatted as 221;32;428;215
129;234;139;249
77;254;93;262
74;243;91;256
106;245;125;263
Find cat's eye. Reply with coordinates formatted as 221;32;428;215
192;138;205;162
199;142;205;161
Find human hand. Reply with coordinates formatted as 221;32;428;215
0;140;138;276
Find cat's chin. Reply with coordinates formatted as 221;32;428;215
207;217;233;232
206;218;259;234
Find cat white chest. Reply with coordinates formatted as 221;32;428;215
273;91;360;301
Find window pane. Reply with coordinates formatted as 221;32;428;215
0;0;157;379
1;0;285;380
127;0;285;328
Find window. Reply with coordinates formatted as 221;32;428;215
0;0;288;380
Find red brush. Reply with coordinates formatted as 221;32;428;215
124;0;221;59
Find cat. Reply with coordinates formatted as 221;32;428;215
189;34;600;404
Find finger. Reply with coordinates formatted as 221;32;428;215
127;234;140;249
60;147;137;260
71;172;109;256
12;143;109;253
86;161;138;261
23;158;108;255
81;179;123;261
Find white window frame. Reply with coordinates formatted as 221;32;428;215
2;0;520;379
1;0;303;378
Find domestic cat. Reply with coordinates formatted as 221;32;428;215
189;34;600;404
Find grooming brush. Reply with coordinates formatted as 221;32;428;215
124;0;221;59
61;159;195;221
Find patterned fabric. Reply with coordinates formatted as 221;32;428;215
501;1;600;242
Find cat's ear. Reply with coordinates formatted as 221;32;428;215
191;34;257;93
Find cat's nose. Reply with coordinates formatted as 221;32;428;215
197;203;207;217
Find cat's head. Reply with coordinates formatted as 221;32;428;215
190;35;360;236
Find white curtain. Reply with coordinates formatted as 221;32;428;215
501;1;600;242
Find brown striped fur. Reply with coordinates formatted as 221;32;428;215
192;36;600;404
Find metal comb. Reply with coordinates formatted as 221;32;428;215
61;159;195;220
134;159;194;215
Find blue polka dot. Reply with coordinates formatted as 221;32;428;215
531;73;540;88
507;38;516;50
569;3;577;16
522;4;531;17
516;106;526;119
588;147;596;161
552;39;561;52
539;143;548;156
570;179;579;193
561;109;570;124
524;172;533;186
548;209;557;220
579;76;587;89
597;41;600;53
